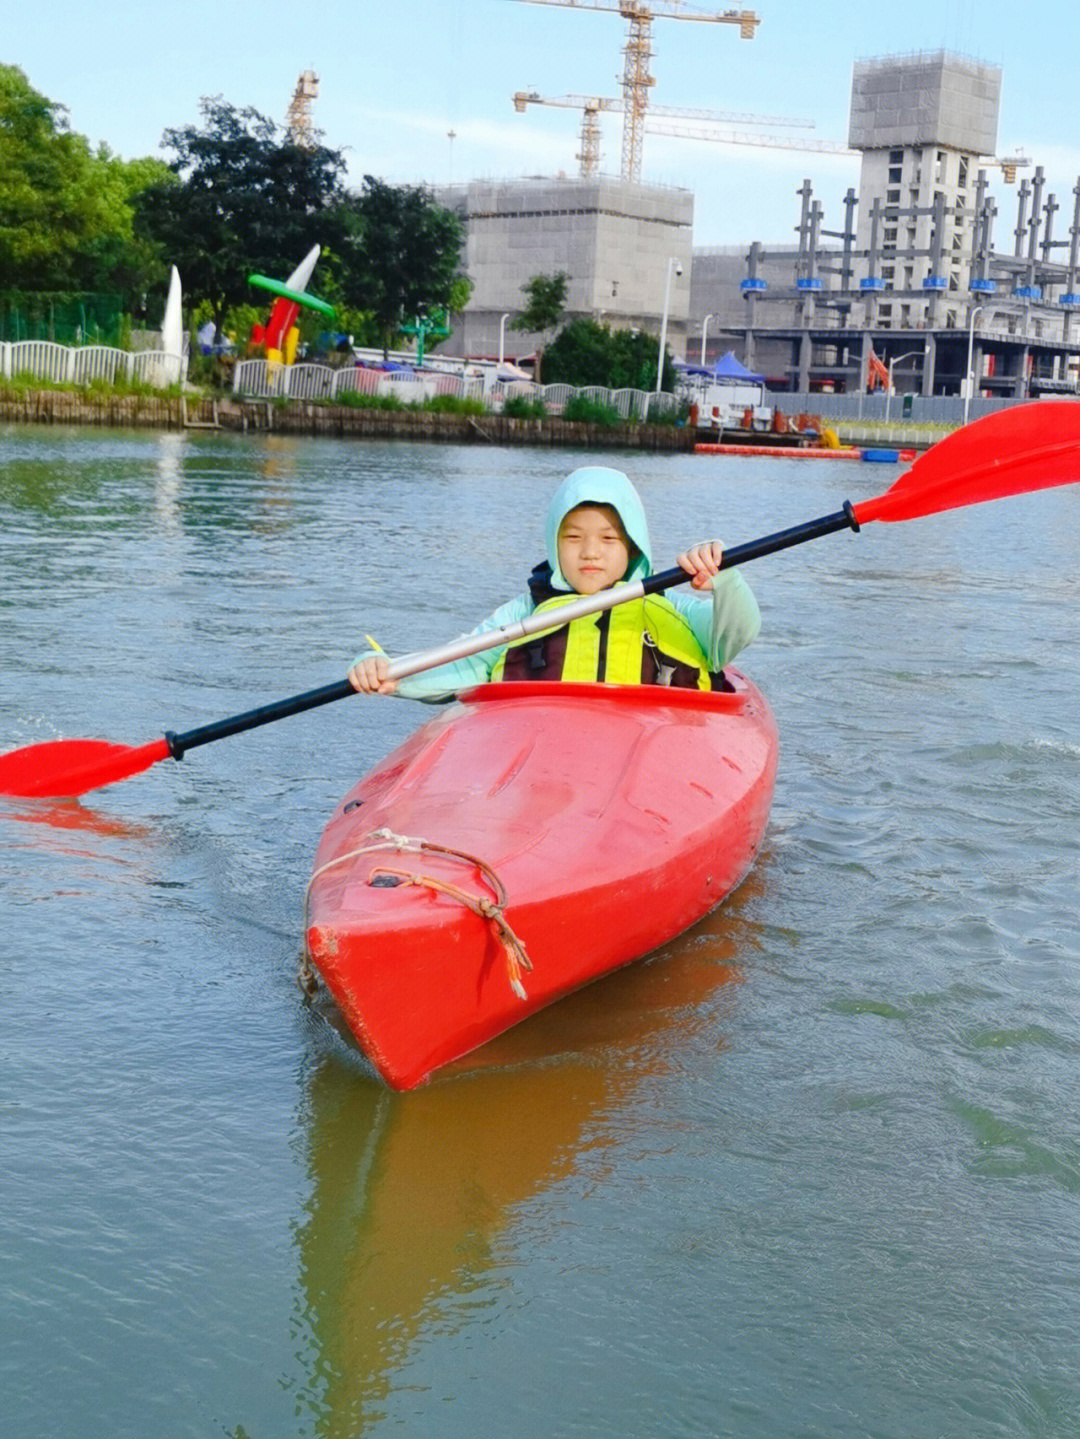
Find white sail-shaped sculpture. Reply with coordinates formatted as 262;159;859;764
146;266;185;388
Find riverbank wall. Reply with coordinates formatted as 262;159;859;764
0;391;696;451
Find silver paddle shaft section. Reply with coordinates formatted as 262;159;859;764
384;504;860;683
386;578;652;681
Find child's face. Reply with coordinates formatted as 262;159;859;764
557;504;632;594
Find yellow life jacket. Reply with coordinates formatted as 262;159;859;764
492;591;723;690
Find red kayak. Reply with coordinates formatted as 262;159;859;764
304;675;778;1089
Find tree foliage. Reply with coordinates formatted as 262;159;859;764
330;177;466;351
0;64;166;294
134;95;347;338
510;271;569;382
3;73;469;357
512;271;568;336
542;317;677;391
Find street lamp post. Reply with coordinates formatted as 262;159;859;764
700;313;714;367
655;257;683;394
498;313;510;368
885;350;921;424
964;305;984;426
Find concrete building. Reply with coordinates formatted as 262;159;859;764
436;175;693;364
848;51;1002;331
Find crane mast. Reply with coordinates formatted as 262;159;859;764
285;69;320;147
513;0;760;183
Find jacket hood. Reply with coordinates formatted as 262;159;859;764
544;467;653;591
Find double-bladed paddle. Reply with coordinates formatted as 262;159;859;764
3;399;1080;800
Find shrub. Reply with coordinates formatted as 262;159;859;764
503;394;547;419
1;370;181;400
646;400;692;427
331;389;404;411
563;394;624;427
423;393;487;416
543;317;675;392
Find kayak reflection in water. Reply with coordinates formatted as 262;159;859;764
347;466;761;700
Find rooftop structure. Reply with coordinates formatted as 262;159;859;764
848;51;1001;154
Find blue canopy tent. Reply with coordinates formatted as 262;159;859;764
679;350;766;384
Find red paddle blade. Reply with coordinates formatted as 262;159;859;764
0;736;171;799
853;401;1080;526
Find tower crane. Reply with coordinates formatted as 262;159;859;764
512;1;760;183
991;154;1031;184
285;69;320;147
513;90;850;178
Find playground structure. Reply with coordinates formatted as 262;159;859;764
400;310;451;365
248;245;335;367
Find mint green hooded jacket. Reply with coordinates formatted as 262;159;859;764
358;466;761;702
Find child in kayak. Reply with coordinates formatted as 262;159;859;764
348;465;760;700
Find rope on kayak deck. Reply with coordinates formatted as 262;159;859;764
299;826;533;1001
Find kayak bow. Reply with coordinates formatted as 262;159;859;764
304;676;778;1088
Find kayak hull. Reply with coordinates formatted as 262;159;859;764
305;676;777;1089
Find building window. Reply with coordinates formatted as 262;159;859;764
958;156;969;188
886;189;901;204
889;167;903;185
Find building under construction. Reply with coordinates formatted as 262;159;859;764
690;51;1080;397
436;175;693;361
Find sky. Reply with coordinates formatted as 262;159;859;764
7;0;1080;250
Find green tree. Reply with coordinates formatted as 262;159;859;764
511;271;568;383
82;149;176;305
542;317;676;391
0;64;161;294
331;177;466;354
134;95;347;343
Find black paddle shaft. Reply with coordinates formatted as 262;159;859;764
164;503;859;760
642;502;859;595
166;678;355;759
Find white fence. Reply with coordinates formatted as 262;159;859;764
0;339;187;388
776;390;1048;428
231;358;681;420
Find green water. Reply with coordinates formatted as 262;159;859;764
3;425;1079;1436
